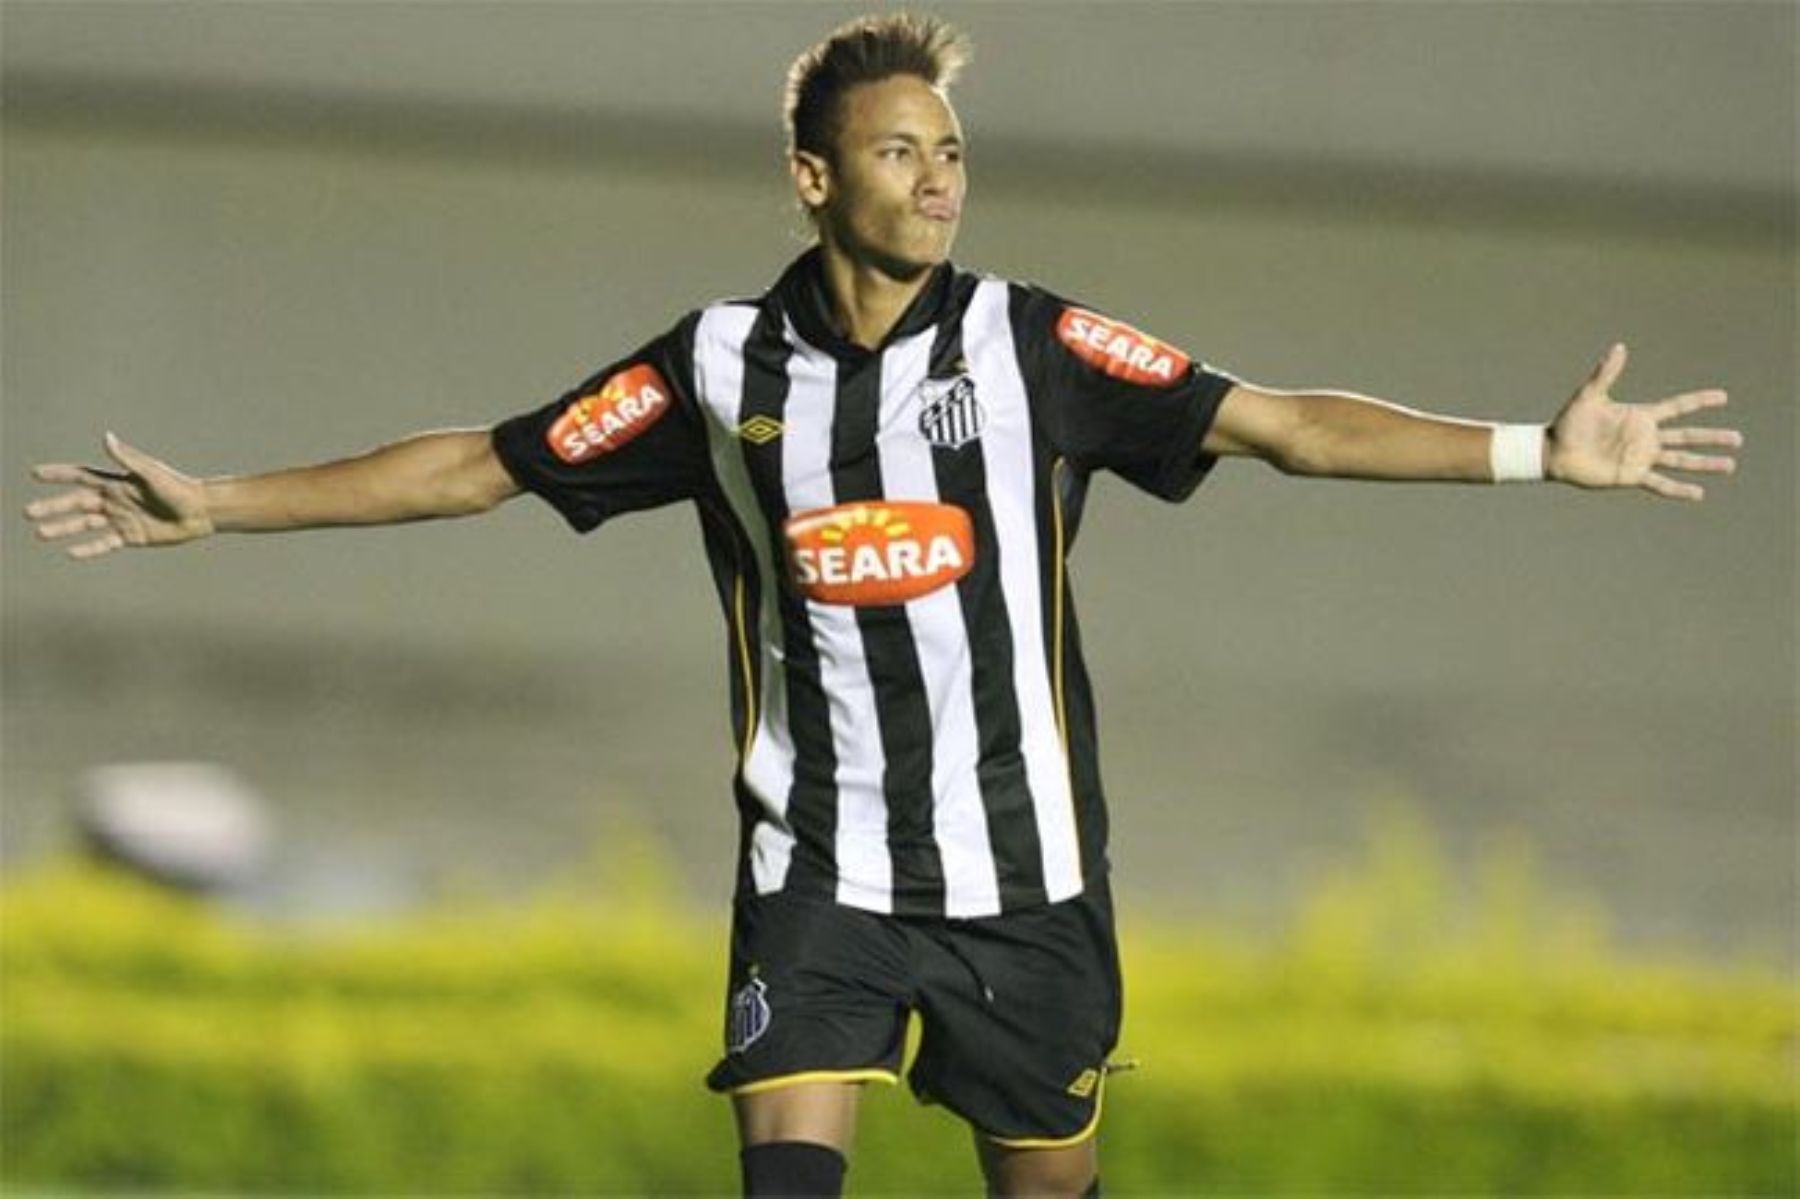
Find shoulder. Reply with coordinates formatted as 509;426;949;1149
687;297;767;359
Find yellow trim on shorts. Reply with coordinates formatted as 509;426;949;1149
729;1068;901;1097
981;1074;1105;1150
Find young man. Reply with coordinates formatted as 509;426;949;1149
25;14;1740;1199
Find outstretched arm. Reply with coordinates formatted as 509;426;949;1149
26;428;521;560
1203;344;1741;500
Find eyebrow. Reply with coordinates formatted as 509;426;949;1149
875;131;967;149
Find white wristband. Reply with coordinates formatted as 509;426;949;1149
1490;424;1546;483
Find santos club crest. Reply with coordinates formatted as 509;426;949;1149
727;975;771;1054
917;374;984;450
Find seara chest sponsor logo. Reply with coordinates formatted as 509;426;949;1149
784;501;975;607
1055;307;1191;388
547;363;671;464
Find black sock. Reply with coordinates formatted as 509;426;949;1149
1083;1179;1102;1199
740;1140;848;1199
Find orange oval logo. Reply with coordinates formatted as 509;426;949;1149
784;501;975;607
547;363;672;464
1055;307;1191;388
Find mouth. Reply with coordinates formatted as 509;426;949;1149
918;202;960;223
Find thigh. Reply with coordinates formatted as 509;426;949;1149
907;885;1123;1147
734;1079;865;1153
705;891;914;1099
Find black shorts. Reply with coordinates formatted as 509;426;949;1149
704;884;1123;1147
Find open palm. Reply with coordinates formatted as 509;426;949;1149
26;434;213;559
1548;344;1740;501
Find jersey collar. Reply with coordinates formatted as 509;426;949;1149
775;247;955;359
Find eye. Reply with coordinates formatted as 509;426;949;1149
880;145;912;162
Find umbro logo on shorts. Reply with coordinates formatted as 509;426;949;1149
1064;1067;1101;1098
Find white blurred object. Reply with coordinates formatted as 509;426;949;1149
76;761;273;891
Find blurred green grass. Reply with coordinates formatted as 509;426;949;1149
2;813;1792;1195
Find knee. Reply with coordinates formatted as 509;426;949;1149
987;1174;1099;1199
979;1141;1099;1199
989;1170;1098;1199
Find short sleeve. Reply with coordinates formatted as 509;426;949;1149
491;315;709;533
1015;286;1237;502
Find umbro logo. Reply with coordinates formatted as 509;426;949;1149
738;416;784;445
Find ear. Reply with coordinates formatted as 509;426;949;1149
790;150;831;214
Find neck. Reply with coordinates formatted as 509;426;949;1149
815;239;935;350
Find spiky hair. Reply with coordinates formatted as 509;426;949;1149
783;12;971;160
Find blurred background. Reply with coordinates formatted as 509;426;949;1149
1;1;1794;1193
6;0;1791;951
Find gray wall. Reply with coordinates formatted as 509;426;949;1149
4;2;1793;957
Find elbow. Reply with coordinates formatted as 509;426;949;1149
441;432;519;518
445;473;514;518
1222;388;1333;477
1264;446;1312;476
376;435;517;522
1265;429;1333;477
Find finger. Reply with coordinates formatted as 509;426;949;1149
36;512;113;541
24;490;105;520
1660;426;1743;448
1657;450;1737;475
1649;389;1729;422
32;463;87;483
68;532;126;560
1586;342;1628;394
1641;471;1703;501
32;463;130;487
104;432;160;476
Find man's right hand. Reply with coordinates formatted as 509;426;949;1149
26;433;214;559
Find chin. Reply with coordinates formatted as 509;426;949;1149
867;246;948;281
905;231;960;270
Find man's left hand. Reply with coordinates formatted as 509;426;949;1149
1547;343;1742;500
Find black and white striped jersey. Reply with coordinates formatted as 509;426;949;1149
494;249;1235;919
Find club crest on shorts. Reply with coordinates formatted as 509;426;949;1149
727;975;771;1054
916;374;984;450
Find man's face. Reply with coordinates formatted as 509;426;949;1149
800;74;967;278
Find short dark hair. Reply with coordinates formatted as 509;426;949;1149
783;12;971;161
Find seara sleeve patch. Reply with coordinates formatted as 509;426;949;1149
546;363;673;464
1055;307;1191;388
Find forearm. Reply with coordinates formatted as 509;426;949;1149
1277;391;1502;481
1211;386;1537;483
205;429;516;532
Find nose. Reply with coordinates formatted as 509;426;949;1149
918;155;959;199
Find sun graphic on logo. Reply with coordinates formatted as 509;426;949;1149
580;381;622;410
818;506;911;544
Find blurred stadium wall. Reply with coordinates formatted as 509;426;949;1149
3;2;1792;959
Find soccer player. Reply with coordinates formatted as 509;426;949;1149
24;14;1741;1199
